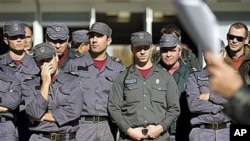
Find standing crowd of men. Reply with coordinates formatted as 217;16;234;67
0;19;249;141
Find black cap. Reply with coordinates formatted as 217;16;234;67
33;43;55;61
88;22;112;37
46;23;69;40
72;30;89;43
130;31;152;47
159;34;181;48
3;20;26;36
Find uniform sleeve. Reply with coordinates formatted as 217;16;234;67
209;91;228;105
51;78;83;126
62;59;72;72
108;74;131;134
160;75;180;131
22;82;49;119
0;79;22;110
186;73;223;114
224;85;250;124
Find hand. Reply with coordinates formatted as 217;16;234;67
205;52;243;98
41;63;53;84
29;116;41;124
0;106;8;112
199;93;209;100
41;112;55;122
126;127;147;141
146;124;163;139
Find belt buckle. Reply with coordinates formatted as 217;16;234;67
93;116;99;123
50;133;58;141
212;122;219;130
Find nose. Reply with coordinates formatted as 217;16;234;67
92;36;98;42
139;49;146;55
55;42;60;48
16;37;22;41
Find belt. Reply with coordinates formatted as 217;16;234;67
194;122;230;130
35;132;76;141
83;116;108;122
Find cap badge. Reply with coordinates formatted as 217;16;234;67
165;36;171;42
11;24;19;31
92;23;99;30
39;46;46;53
156;79;160;84
138;33;144;39
55;26;61;32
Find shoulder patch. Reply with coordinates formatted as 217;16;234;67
111;56;123;65
197;76;209;81
192;67;198;72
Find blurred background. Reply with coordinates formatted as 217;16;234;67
0;0;249;66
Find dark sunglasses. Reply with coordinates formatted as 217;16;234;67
227;34;246;42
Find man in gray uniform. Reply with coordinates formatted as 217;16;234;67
45;22;81;69
63;22;124;141
71;29;90;54
186;47;231;141
0;20;39;82
108;31;180;141
0;63;22;141
21;42;83;141
0;20;40;141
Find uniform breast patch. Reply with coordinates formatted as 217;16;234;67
77;66;88;71
197;76;209;81
125;78;137;84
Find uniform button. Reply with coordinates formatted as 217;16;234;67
144;120;148;124
144;107;147;110
144;82;146;85
158;88;161;90
144;95;146;97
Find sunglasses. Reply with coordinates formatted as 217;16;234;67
227;34;246;42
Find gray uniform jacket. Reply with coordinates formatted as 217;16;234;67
21;71;83;133
59;47;82;70
186;69;231;125
63;52;124;116
108;64;180;135
0;53;39;82
0;64;22;119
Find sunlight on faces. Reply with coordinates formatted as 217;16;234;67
160;46;181;66
227;27;248;52
4;35;26;51
89;32;111;54
46;37;68;56
132;45;153;63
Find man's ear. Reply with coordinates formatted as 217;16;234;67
245;37;249;45
107;37;112;46
3;37;8;45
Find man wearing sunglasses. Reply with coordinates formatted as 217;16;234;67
225;22;250;71
225;22;250;86
45;22;80;70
